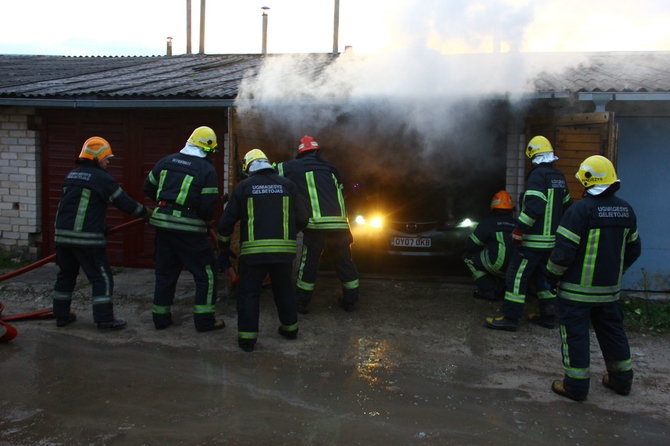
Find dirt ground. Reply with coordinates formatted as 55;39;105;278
1;262;669;445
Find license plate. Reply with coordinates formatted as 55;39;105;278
391;236;432;248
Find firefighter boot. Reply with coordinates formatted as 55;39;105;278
296;289;312;314
551;380;587;402
56;312;77;327
484;316;518;331
153;312;173;330
238;338;256;352
97;319;127;330
529;300;557;328
278;325;299;340
473;276;497;301
196;320;225;333
602;372;633;396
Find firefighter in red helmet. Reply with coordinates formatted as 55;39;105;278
276;135;360;313
53;137;148;330
463;190;516;300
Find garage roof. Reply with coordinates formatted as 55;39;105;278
0;52;669;104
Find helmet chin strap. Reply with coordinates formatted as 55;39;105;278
532;151;559;165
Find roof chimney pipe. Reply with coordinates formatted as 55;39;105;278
261;6;269;55
199;0;206;54
333;0;340;54
166;37;173;56
186;0;192;54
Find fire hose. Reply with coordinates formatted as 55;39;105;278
0;217;145;342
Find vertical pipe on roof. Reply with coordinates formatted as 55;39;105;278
199;0;206;54
186;0;192;54
333;0;340;54
262;7;269;55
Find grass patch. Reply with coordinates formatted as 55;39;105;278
0;250;30;268
622;298;670;334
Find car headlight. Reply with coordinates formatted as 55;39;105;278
456;218;477;228
354;214;383;229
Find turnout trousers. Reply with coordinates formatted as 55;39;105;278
558;298;633;398
295;229;360;309
152;228;218;331
53;245;115;323
502;248;556;323
237;259;298;346
463;251;505;300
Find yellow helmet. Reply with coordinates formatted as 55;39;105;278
242;149;269;173
79;136;113;160
576;155;618;188
525;135;553;159
187;126;218;153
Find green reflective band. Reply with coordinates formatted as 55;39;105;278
565;367;590;380
563;193;571;204
55;229;105;239
281;322;299;332
628;230;639;242
53;291;72;301
492;232;506;271
525;190;547;201
343;279;359;289
581;229;600;287
240;239;297;255
201;187;218;195
239;332;258;339
504;291;525;303
205;265;215;305
217;234;231;242
247;197;255;241
606;359;632;372
55;229;106;246
305;171;321;218
92;296;112;305
276;163;284;176
547;259;567;276
557;225;581;244
544;189;554;236
560;281;621;294
466;257;486;278
306;221;350;230
511;257;528;296
194;305;215;314
282;196;290;240
176;175;194;205
74;188;91;232
152;305;171;314
157;170;168;201
558;290;620;303
109;187;123;202
149;213;207;232
518;212;535;226
297;279;315;291
148;171;158;185
333;173;346;217
560;325;570;368
537;289;556;299
469;233;484;246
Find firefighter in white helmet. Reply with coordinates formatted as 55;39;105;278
275;135;360;314
547;155;640;401
485;135;572;331
53;136;148;330
144;126;224;332
463;190;516;300
217;149;309;352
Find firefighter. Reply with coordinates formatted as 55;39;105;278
463;190;516;300
276;135;360;314
144;126;224;332
217;149;308;352
53;136;148;330
547;155;640;401
485;135;571;331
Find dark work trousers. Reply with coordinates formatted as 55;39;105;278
152;229;218;331
237;259;298;344
463;251;504;300
296;229;359;308
53;245;114;323
558;298;633;398
502;248;556;323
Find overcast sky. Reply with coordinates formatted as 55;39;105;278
2;0;670;56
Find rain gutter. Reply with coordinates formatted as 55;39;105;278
578;92;670;112
0;98;236;108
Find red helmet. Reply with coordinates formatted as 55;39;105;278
297;135;320;153
490;190;513;210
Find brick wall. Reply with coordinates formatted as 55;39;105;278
0;107;41;259
505;132;526;210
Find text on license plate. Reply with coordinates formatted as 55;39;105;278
391;237;432;248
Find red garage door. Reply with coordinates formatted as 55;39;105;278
40;108;227;267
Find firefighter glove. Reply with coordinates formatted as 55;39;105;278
511;228;524;245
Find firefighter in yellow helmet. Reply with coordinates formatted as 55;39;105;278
53;137;148;330
217;149;309;352
485;135;572;331
463;190;516;300
144;126;224;332
546;155;640;401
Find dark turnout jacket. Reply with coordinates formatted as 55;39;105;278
276;151;350;231
516;163;572;250
464;209;516;273
55;160;145;247
144;152;219;233
547;185;641;303
217;169;309;264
